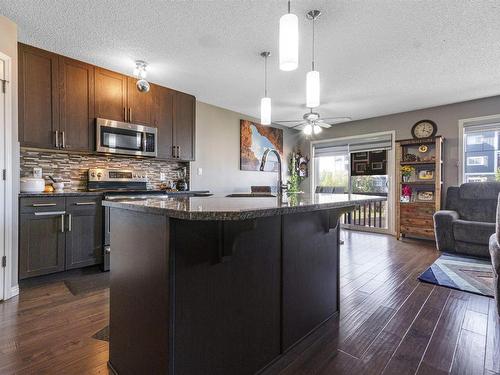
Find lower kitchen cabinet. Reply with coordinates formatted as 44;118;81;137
65;197;103;270
19;212;66;279
19;196;103;279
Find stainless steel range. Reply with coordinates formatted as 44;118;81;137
89;168;210;271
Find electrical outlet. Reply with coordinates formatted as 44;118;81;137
197;168;203;176
160;172;167;181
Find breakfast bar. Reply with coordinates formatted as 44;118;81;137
103;193;384;375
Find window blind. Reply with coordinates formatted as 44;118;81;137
313;134;392;157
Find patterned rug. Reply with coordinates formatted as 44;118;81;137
418;253;494;297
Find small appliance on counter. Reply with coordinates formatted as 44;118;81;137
20;177;45;193
175;167;188;191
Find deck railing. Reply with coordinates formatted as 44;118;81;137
342;193;387;229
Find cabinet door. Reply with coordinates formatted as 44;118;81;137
59;56;95;151
18;43;59;149
127;76;152;126
173;92;195;161
95;67;127;122
19;212;65;279
65;197;103;270
173;217;281;374
153;84;174;159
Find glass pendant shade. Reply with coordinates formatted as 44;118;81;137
313;124;322;134
303;124;313;135
306;70;320;108
261;97;271;125
279;13;299;71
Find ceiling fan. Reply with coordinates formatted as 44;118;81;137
274;109;352;135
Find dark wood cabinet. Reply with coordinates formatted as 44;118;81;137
173;91;196;161
65;197;103;270
59;57;95;151
127;77;153;126
153;84;174;159
18;43;60;149
19;211;66;279
94;67;127;122
19;196;104;279
19;43;195;158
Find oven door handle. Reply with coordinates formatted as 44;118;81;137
142;133;148;152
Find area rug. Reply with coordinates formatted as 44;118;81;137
64;271;110;296
418;253;494;297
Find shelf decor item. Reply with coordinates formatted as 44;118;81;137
396;136;444;240
411;120;438;139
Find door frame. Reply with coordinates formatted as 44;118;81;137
309;130;397;236
0;51;14;300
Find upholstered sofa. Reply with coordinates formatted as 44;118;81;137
488;195;500;316
434;182;500;258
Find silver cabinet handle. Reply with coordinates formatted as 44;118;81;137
67;214;72;232
172;145;176;158
177;146;181;159
61;131;66;148
124;107;127;122
32;203;57;207
55;130;59;148
34;211;66;216
74;202;96;206
61;214;65;232
129;108;132;123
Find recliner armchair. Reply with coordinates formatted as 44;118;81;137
434;182;500;258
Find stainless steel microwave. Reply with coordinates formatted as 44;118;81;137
96;118;157;157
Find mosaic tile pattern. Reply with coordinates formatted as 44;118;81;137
20;150;189;191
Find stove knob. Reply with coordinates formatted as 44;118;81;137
91;172;96;178
97;172;102;179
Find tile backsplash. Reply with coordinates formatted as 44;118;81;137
20;150;189;191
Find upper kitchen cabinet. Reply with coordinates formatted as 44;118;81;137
153;84;174;159
127;76;153;126
173;91;196;161
94;67;127;122
18;43;60;149
59;56;95;151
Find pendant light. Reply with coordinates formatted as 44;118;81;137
260;51;272;125
279;1;298;71
306;10;321;108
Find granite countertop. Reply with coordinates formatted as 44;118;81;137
19;190;210;198
102;193;387;221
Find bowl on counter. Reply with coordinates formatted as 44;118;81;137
52;182;65;192
20;178;45;193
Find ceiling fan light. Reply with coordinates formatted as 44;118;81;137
279;13;299;71
313;124;322;134
306;70;320;108
303;124;313;135
261;97;272;125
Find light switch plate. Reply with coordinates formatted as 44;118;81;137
197;168;203;176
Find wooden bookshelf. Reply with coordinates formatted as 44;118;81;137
395;136;444;240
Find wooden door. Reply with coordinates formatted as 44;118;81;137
18;43;59;149
153;84;174;159
173;217;281;374
173;91;195;161
127;76;152;125
65;197;103;270
59;56;95;151
95;67;127;122
19;213;66;279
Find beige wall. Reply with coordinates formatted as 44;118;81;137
191;101;300;193
300;95;500;193
0;15;19;291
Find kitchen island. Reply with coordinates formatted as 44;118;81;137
103;193;385;375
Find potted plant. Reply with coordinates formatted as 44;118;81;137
401;165;415;183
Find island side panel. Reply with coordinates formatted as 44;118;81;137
282;209;340;351
108;208;171;375
172;216;281;375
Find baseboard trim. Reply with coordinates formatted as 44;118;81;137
8;285;20;299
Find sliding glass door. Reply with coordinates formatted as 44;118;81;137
312;133;394;234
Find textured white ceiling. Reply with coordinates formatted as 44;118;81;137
2;0;500;125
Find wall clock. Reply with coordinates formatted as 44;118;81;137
411;120;437;139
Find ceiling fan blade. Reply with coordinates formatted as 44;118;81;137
318;123;332;129
273;119;304;123
320;117;352;123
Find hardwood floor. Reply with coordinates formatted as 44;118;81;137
1;231;498;374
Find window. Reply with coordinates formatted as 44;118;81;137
467;156;488;166
461;117;500;183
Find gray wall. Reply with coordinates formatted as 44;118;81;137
300;95;500;193
0;15;19;290
190;101;300;193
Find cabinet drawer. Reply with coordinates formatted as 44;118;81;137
400;205;435;218
400;217;434;227
66;196;102;212
401;225;435;239
20;197;66;214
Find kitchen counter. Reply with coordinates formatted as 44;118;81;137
19;190;209;198
105;192;380;375
102;193;385;221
